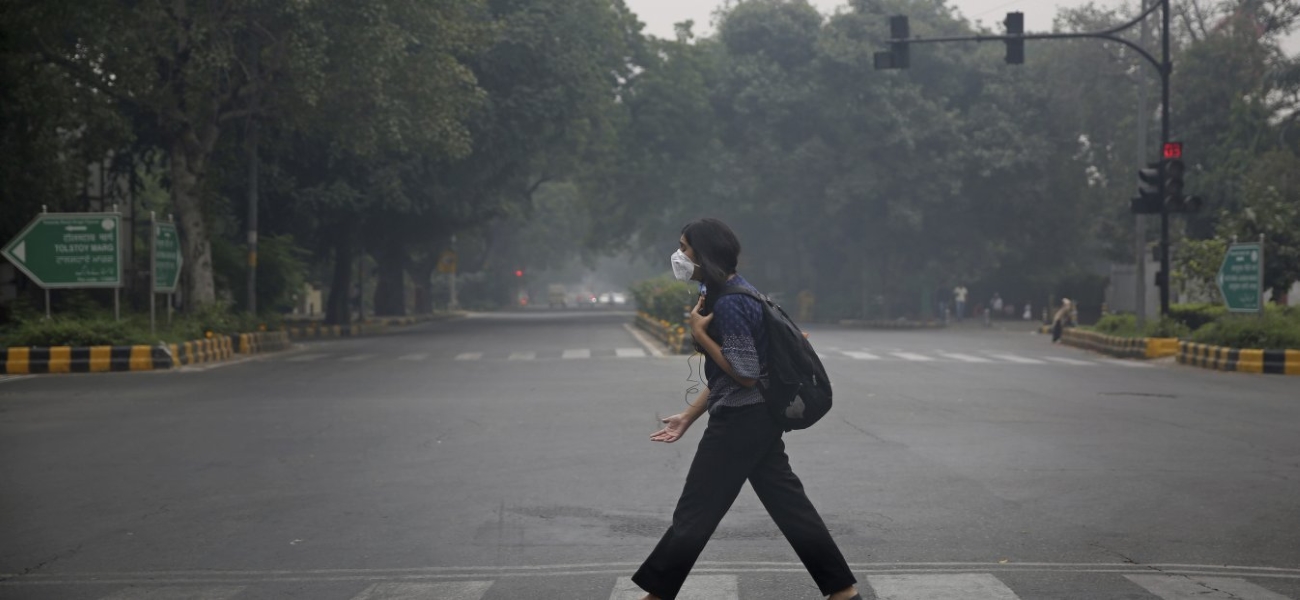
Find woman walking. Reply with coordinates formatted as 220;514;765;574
633;218;861;600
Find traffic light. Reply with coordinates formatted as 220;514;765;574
875;16;910;70
1161;158;1203;213
1004;12;1024;64
514;269;524;277
1130;161;1163;214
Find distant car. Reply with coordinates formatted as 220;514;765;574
598;293;611;304
611;292;627;305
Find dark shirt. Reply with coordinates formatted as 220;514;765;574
702;275;767;414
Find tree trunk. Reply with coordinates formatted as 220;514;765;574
325;232;353;325
373;237;407;316
170;139;217;308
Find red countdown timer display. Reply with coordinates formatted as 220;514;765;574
1163;142;1183;160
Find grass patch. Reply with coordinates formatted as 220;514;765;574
0;302;280;348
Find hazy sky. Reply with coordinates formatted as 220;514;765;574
623;0;1128;40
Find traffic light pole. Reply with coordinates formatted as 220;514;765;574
887;0;1175;315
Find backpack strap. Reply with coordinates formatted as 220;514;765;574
718;285;765;303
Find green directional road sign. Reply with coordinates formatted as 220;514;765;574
1217;242;1263;313
1;213;121;288
153;221;183;293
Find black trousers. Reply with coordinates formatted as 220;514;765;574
633;404;856;600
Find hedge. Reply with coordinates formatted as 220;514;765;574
629;276;697;325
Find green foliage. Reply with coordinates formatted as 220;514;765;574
1091;313;1190;339
1191;308;1300;350
1093;313;1139;337
629;277;697;325
1144;316;1192;339
2;317;154;347
1167;303;1229;330
212;235;311;316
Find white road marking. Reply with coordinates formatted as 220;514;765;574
349;581;494;600
0;375;35;384
842;351;882;360
987;353;1046;365
1101;359;1154;368
562;349;591;359
98;586;245;600
286;353;327;362
937;352;994;363
609;575;738;600
891;352;934;362
1043;357;1097;366
615;348;647;358
622;323;666;358
340;354;377;362
455;353;483;361
1125;575;1292;600
507;351;536;361
398;353;429;361
868;573;1020;600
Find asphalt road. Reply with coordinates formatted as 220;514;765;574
1;311;1298;600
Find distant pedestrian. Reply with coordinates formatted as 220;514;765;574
991;293;1003;315
635;218;862;600
1051;298;1074;343
953;285;968;321
1023;302;1033;321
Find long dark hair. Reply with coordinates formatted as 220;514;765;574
681;218;741;309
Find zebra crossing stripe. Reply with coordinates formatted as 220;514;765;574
1101;359;1154;368
615;348;647;358
341;354;377;362
507;351;536;360
986;353;1045;365
349;581;494;600
842;351;882;360
1125;575;1291;600
287;353;327;362
563;349;591;359
398;353;429;361
891;352;934;362
868;573;1020;600
609;575;738;600
1043;357;1096;366
937;352;993;363
98;586;245;600
455;352;483;361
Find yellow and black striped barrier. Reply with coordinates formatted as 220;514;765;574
0;345;170;374
237;331;290;354
2;331;293;374
1179;341;1300;375
168;336;236;366
1059;328;1178;359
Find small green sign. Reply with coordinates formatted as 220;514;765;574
1;213;121;288
1217;243;1262;312
153;221;182;293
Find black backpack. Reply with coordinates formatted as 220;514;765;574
717;286;833;431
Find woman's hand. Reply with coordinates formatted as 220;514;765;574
688;296;714;337
650;413;692;443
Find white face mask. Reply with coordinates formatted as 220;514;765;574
670;249;698;282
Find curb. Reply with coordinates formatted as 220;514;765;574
1178;341;1300;375
1059;328;1178;359
0;345;171;374
2;331;293;374
634;313;693;355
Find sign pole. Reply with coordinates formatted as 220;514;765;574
45;289;50;320
168;215;174;326
150;211;157;335
1259;233;1266;319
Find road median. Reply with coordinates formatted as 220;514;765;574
1178;341;1300;375
1059;328;1178;359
